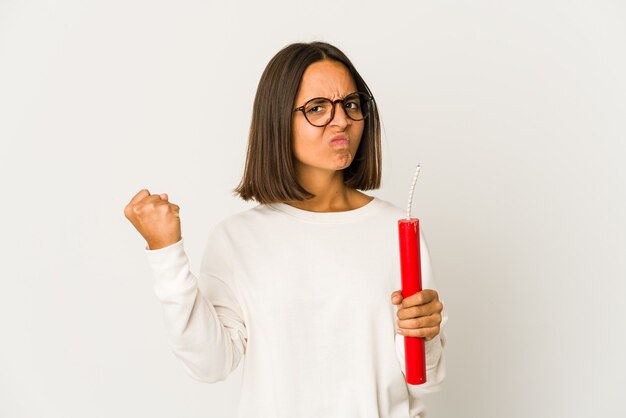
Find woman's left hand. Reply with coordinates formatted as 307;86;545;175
390;289;443;341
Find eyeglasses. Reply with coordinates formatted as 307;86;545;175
293;92;373;127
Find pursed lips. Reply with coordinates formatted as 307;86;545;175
329;134;349;145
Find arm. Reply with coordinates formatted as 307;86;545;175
144;223;247;383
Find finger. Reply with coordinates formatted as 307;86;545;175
397;325;440;339
129;189;151;205
397;313;440;330
130;194;171;217
400;289;437;308
137;194;169;212
160;193;168;200
124;189;152;218
401;289;438;309
396;305;429;320
397;301;442;320
390;290;403;305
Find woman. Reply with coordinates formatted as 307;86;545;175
124;41;446;418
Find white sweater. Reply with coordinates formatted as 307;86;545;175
145;197;447;418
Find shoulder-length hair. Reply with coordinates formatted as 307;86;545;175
233;41;382;204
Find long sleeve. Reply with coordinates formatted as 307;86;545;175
395;225;448;396
144;224;247;383
138;198;448;416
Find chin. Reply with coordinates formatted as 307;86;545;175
334;154;354;170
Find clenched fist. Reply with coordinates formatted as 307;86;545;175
123;189;182;250
390;289;443;341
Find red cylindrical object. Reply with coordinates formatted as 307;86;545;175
398;218;426;385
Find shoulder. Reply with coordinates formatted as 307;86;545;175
371;196;407;220
351;189;405;218
208;203;275;236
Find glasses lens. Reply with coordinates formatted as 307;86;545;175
344;93;370;121
304;98;333;126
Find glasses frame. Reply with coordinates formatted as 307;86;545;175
293;91;373;127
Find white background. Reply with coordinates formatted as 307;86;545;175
1;1;625;417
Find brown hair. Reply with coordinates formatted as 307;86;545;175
232;41;382;204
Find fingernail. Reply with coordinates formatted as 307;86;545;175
396;329;403;334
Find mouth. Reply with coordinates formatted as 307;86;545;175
330;134;349;146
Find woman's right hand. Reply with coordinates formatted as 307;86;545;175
124;189;182;250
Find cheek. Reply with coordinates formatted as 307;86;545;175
352;123;365;148
293;120;322;151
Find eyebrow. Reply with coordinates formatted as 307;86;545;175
302;91;359;102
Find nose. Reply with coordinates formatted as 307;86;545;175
329;102;351;128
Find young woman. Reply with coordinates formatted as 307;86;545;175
124;41;446;418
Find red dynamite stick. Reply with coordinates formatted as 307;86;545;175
398;218;426;385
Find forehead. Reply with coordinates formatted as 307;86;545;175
296;60;357;100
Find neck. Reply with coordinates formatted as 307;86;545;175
285;167;354;212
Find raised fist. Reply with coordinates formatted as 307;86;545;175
124;189;182;250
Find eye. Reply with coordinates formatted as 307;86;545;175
307;105;324;113
305;99;329;114
344;99;361;110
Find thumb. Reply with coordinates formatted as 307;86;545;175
130;188;150;205
159;193;168;200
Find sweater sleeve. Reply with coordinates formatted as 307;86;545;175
144;224;247;383
395;226;447;396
